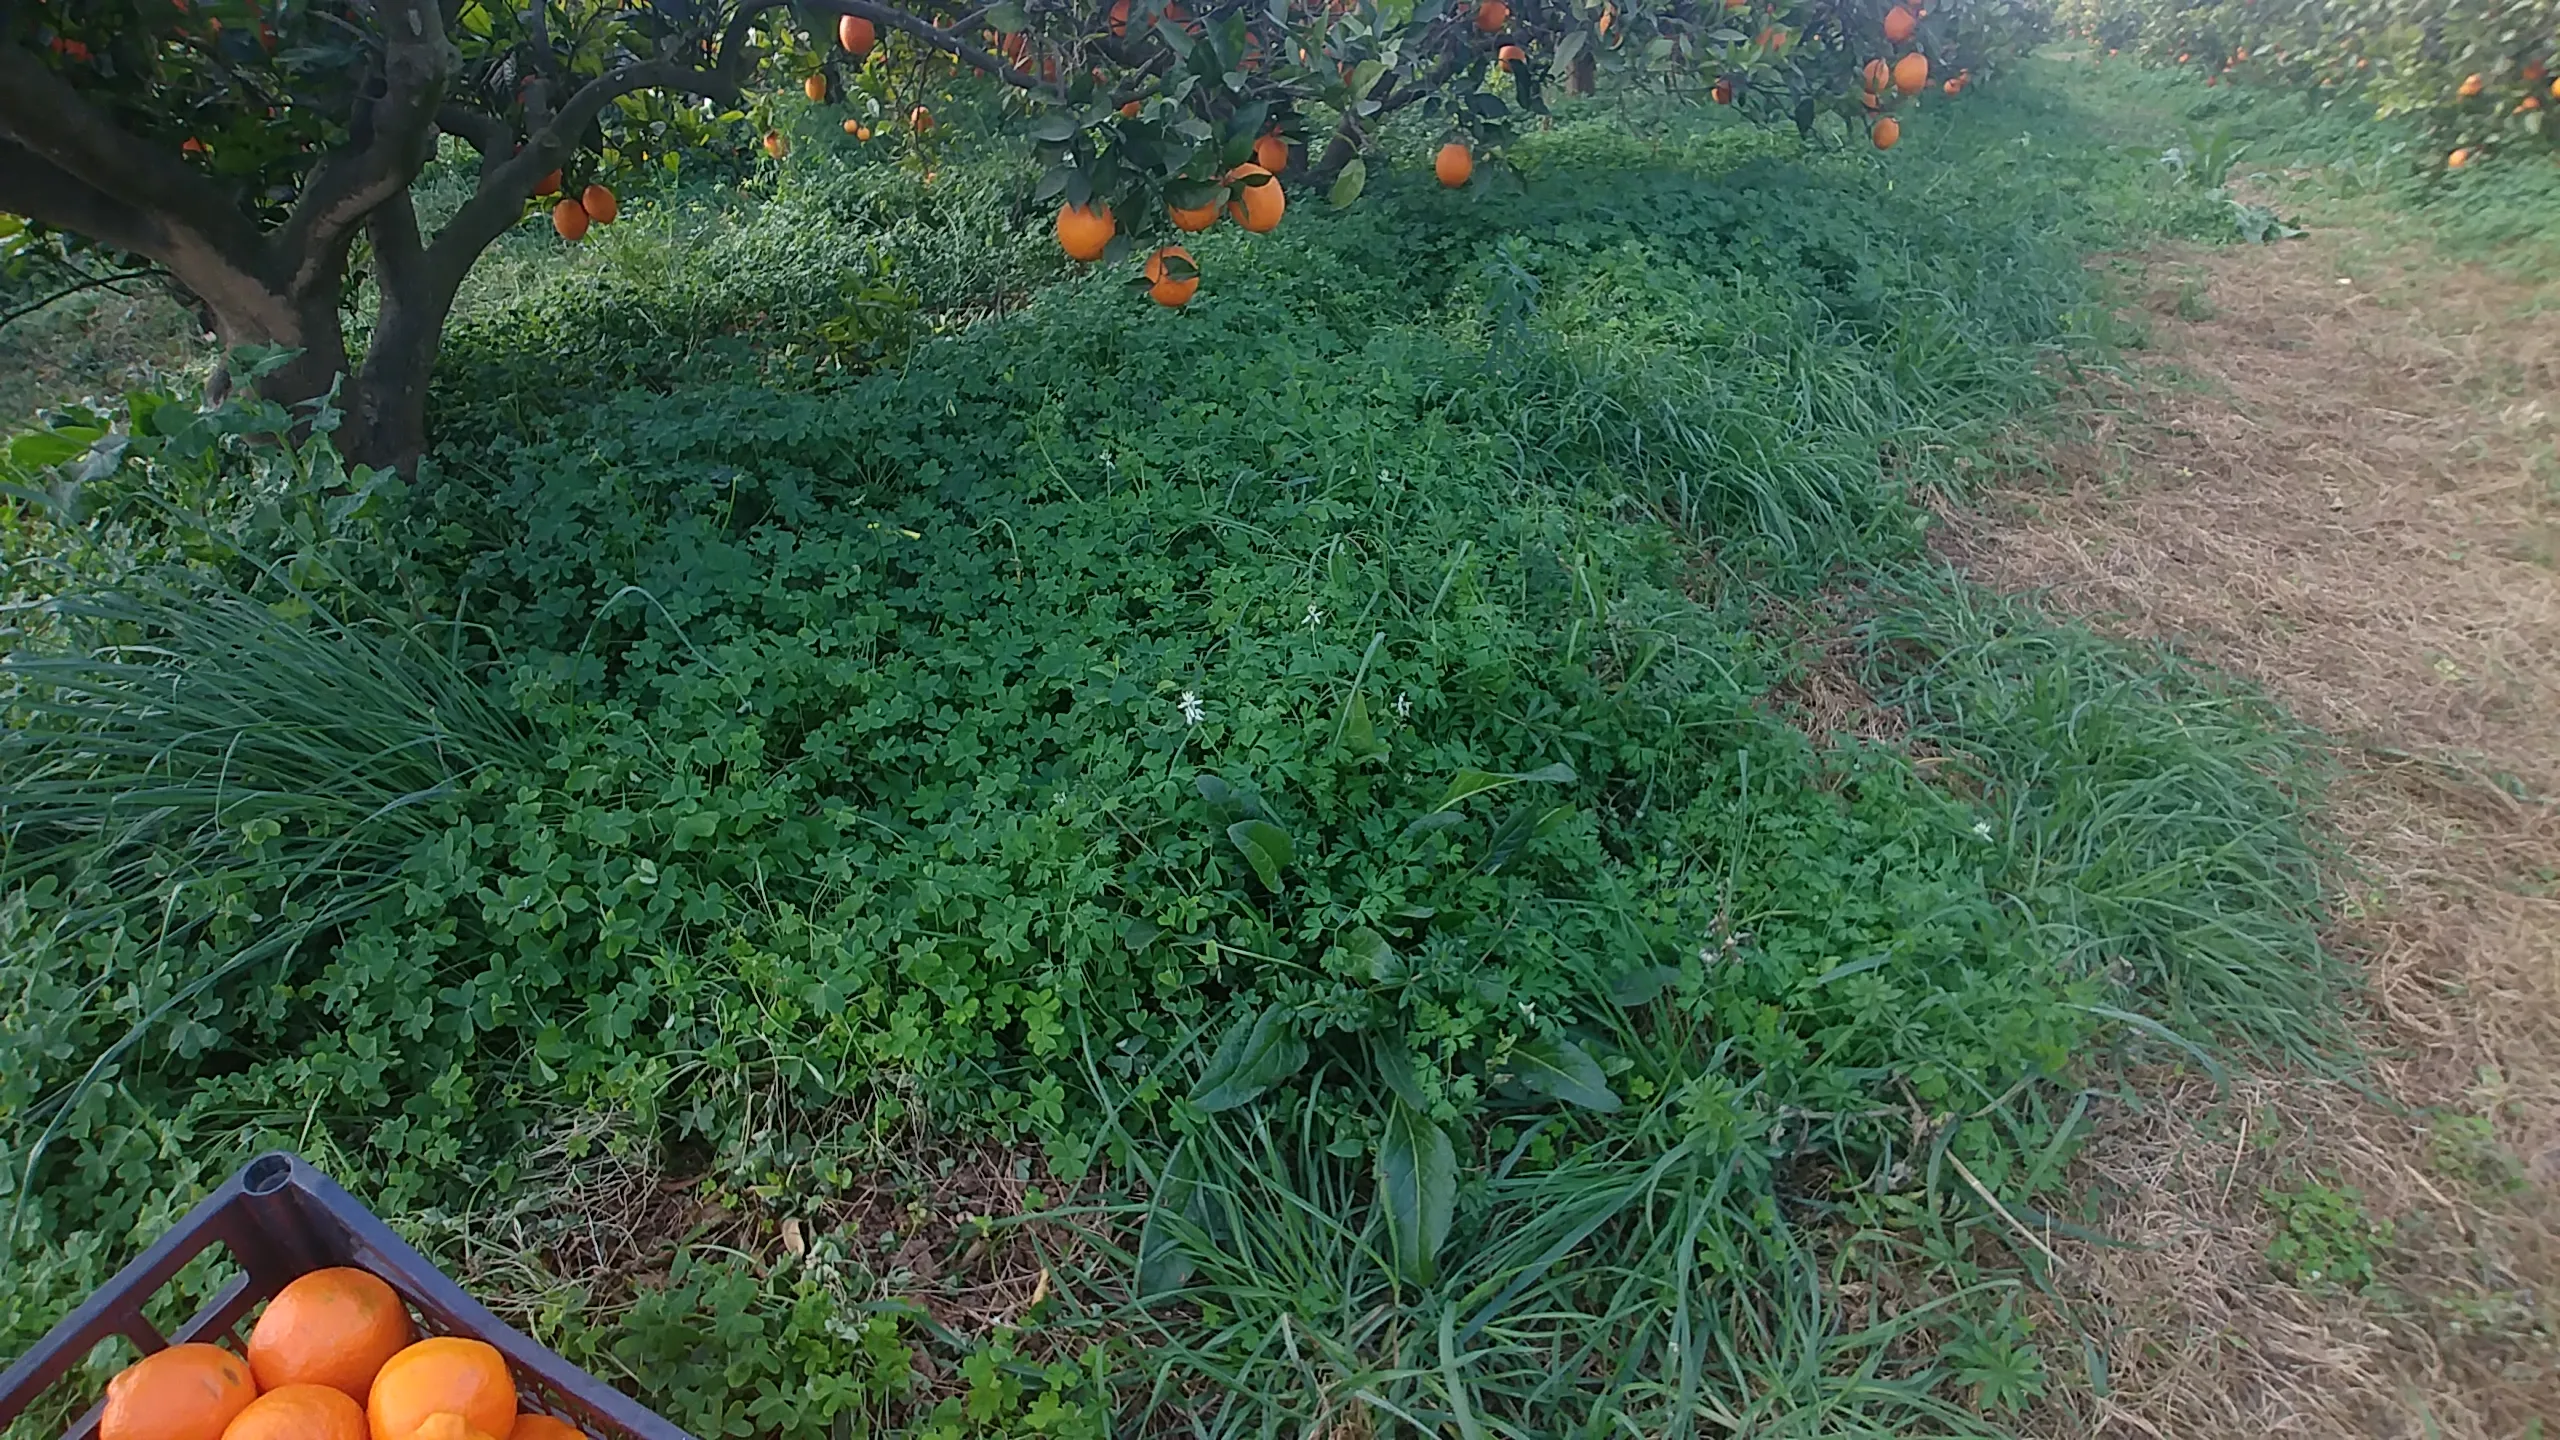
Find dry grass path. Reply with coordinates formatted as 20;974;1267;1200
1948;217;2560;1436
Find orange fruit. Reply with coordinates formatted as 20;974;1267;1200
1497;42;1527;71
507;1420;586;1440
103;1345;260;1440
1055;202;1115;261
1145;245;1199;307
223;1387;364;1440
1120;99;1141;117
1882;5;1915;42
2447;147;2472;168
1893;51;1928;94
843;117;861;132
1474;0;1509;31
762;130;789;159
1434;141;1474;187
1862;57;1890;92
2551;77;2560;98
366;1339;515;1440
909;105;936;130
248;1270;413;1401
1942;75;1960;94
579;185;617;225
550;199;589;241
2457;72;2483;97
1253;133;1289;173
838;15;875;54
1872;116;1900;149
533;169;561;197
804;74;827;102
1711;79;1733;103
1167;197;1220;230
1224;163;1284;232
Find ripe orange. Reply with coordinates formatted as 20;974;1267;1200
366;1339;515;1440
1893;51;1928;94
533;169;561;197
2447;147;2472;168
507;1419;587;1440
1498;42;1526;71
2457;72;2483;98
1224;163;1284;232
838;15;875;54
2549;76;2558;98
1119;99;1141;117
103;1344;260;1440
1055;203;1115;261
1252;133;1289;172
843;117;861;132
222;1387;365;1440
1872;116;1901;150
1434;141;1474;187
804;74;827;102
1168;197;1221;230
1711;79;1734;104
1882;4;1915;42
1942;76;1960;94
248;1269;413;1401
1862;57;1890;92
2177;51;2189;62
1145;246;1198;307
1474;0;1508;31
909;105;936;130
762;130;789;159
579;185;617;224
550;199;589;241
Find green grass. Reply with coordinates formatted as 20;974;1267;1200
1;61;2351;1439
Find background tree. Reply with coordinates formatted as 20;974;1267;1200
3;0;2024;471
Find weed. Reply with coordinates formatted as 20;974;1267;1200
2262;1176;2393;1291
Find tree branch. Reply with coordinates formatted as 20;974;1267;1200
807;0;1069;98
0;47;265;266
271;0;457;301
0;268;162;331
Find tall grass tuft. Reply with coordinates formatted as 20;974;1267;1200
0;580;534;1198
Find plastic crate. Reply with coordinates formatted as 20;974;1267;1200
0;1151;693;1440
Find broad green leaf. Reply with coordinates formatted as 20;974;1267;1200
1351;59;1387;99
1191;1006;1308;1111
1553;29;1588;67
1378;1099;1455;1283
1428;761;1575;813
1608;964;1682;1007
1226;818;1292;889
1508;1035;1619;1111
1329;157;1369;208
986;0;1029;31
1135;1140;1201;1294
1341;925;1401;983
1028;116;1080;142
1373;1038;1429;1109
1480;802;1568;873
1400;810;1468;841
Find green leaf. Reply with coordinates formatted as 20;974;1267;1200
1341;925;1401;983
1028;116;1080;143
1226;818;1292;889
1553;29;1588;67
1190;1006;1308;1111
1378;1099;1456;1284
1336;685;1384;757
1329;157;1368;209
985;0;1030;30
1350;59;1387;98
1428;761;1575;813
1608;964;1682;1007
1374;1039;1429;1109
1480;802;1569;873
1136;1140;1201;1295
1507;1035;1619;1111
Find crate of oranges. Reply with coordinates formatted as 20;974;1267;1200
0;1152;690;1440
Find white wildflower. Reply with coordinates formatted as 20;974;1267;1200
1971;820;1995;842
1178;690;1206;727
1305;604;1325;628
1394;691;1412;719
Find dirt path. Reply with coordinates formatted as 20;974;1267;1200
1947;222;2560;1435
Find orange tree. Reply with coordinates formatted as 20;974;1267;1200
5;0;2038;470
2055;0;2560;165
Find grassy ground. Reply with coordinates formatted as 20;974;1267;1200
0;53;2457;1438
1938;50;2560;1439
